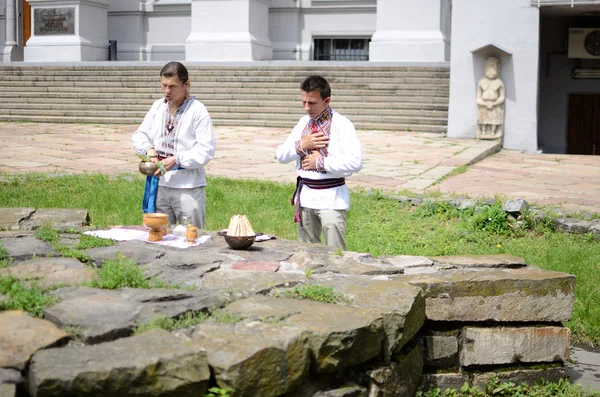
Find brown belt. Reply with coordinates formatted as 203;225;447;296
291;176;346;224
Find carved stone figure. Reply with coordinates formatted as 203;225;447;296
476;57;505;140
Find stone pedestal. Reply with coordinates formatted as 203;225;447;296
370;0;448;62
24;0;110;62
185;0;272;61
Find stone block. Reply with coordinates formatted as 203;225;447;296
28;329;210;397
0;208;35;231
405;268;575;322
0;311;68;371
460;327;570;367
471;367;565;391
418;373;469;394
368;343;424;397
423;334;459;368
191;322;309;397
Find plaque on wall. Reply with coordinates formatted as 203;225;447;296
34;7;75;36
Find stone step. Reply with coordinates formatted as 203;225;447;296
0;81;450;94
0;65;450;130
0;102;448;117
3;97;449;110
0;115;448;132
0;108;447;125
1;75;450;85
0;92;450;103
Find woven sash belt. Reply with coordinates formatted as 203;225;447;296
291;176;346;224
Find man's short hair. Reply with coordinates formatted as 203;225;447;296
300;76;331;100
160;61;189;84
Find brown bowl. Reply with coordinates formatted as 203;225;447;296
139;162;158;176
143;213;169;229
224;235;256;250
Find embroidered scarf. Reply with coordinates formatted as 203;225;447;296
299;107;333;173
158;95;196;158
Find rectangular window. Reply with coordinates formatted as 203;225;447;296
314;38;370;61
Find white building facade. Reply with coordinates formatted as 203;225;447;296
1;0;600;155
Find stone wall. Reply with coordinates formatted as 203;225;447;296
0;209;575;397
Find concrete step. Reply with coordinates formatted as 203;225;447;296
0;92;450;102
0;102;448;117
2;75;450;85
0;115;448;133
2;97;449;110
0;65;450;132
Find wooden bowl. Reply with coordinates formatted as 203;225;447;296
143;213;169;230
139;162;158;176
224;235;255;250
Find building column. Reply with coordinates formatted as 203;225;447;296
185;0;272;61
370;0;448;62
2;0;23;61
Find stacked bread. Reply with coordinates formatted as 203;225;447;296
227;215;255;236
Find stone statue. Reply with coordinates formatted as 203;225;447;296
476;57;505;140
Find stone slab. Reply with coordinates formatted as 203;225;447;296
472;367;565;391
429;254;526;269
231;260;280;272
368;343;423;397
404;268;575;322
224;296;385;373
45;286;228;343
0;236;58;261
418;373;469;394
0;208;35;231
0;257;96;287
19;208;90;231
0;311;68;370
0;384;15;397
460;327;570;366
423;334;459;368
196;269;306;299
191;322;309;397
311;274;425;359
28;329;210;397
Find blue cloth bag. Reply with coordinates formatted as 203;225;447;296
142;166;181;213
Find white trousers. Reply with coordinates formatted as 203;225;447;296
297;208;347;250
156;186;206;229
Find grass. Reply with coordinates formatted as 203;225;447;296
418;376;599;397
0;275;58;317
133;309;244;335
0;172;599;346
284;284;342;304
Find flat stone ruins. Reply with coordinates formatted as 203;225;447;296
0;209;575;397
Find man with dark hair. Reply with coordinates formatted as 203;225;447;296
133;61;215;229
276;75;362;249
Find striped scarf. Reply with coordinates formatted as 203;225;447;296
300;107;332;173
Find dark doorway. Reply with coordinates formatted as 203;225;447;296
567;93;600;155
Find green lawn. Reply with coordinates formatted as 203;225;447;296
0;172;599;347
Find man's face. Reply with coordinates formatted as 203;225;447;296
162;76;189;105
301;90;330;119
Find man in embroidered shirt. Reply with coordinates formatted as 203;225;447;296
132;61;215;229
276;75;363;249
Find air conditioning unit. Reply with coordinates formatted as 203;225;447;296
568;28;600;59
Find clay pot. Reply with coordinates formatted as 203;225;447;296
143;213;169;229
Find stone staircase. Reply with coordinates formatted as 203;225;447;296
0;65;449;132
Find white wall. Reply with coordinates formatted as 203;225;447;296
538;15;600;153
447;0;540;153
146;3;189;61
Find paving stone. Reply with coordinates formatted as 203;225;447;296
429;254;526;269
0;257;96;287
0;208;35;231
0;236;58;261
20;209;90;231
231;260;280;272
